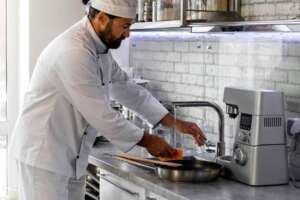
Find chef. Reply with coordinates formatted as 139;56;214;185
9;0;206;199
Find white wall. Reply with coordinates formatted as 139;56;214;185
129;0;300;156
7;0;20;198
129;32;300;154
241;0;300;21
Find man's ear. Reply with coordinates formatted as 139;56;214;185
95;12;110;31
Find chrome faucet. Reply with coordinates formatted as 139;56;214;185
171;101;225;157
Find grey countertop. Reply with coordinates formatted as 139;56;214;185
89;143;300;200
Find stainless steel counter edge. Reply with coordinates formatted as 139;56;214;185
89;143;300;200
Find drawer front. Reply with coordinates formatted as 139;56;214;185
100;169;145;200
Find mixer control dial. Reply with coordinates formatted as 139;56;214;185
233;148;247;166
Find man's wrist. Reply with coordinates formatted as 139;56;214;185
137;132;151;148
160;114;176;128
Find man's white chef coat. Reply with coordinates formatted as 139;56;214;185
9;16;168;179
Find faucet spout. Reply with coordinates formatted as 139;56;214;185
171;101;225;157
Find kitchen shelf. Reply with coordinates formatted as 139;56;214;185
131;20;300;32
131;0;300;32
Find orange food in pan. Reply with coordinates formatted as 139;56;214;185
159;148;184;161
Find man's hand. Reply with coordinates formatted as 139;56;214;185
137;133;176;157
160;114;207;146
175;120;206;146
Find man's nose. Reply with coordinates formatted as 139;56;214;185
123;29;130;38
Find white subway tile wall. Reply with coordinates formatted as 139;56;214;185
241;0;300;20
129;32;300;154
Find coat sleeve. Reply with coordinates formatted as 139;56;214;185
47;49;143;152
109;55;169;126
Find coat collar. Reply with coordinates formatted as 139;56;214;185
83;16;109;54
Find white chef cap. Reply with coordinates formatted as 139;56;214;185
90;0;137;19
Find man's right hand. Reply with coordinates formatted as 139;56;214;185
137;132;176;158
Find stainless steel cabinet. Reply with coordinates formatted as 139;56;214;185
92;167;170;200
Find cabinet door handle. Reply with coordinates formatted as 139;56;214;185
101;174;139;197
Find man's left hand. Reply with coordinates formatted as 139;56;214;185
175;120;206;146
160;114;207;146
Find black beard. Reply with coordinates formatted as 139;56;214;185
99;36;124;49
99;21;125;49
107;37;125;49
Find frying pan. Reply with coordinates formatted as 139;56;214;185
155;159;223;182
114;155;223;182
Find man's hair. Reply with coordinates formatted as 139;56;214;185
82;0;118;19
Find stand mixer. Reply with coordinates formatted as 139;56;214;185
217;87;289;186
